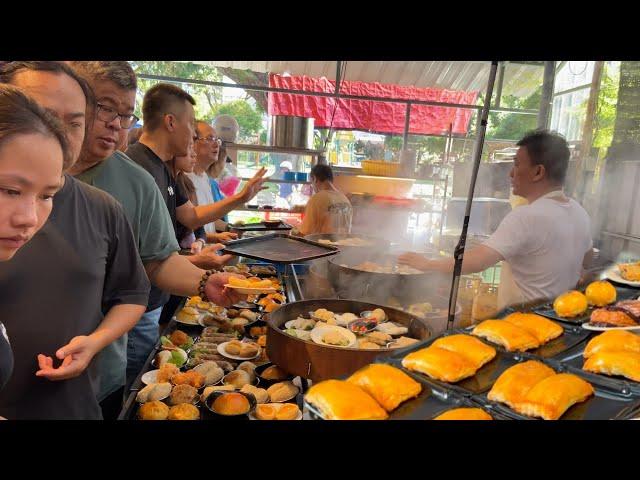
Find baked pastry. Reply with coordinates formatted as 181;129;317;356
305;380;388;420
472;319;540;351
168;403;200;420
432;334;496;368
358;340;381;349
201;385;235;402
276;403;300;420
553;290;589;318
516;373;594;420
583;351;640;382
487;360;556;409
171;370;205;389
237;361;257;374
225;340;242;356
223;370;251;388
433;408;493;420
212;392;251;415
503;312;563;344
388;336;419;349
267;381;299;402
240;384;269;404
192;361;224;386
590;300;640;327
364;331;393;346
585;280;617;306
157;363;180;383
260;365;289;381
402;346;479;383
618;262;640;281
136;382;172;403
257;335;267;347
169;384;198;406
169;330;191;348
584;330;640;358
239;343;259;358
255;403;277;420
185;296;201;307
231;317;249;328
138;400;169;420
347;364;422;412
176;307;200;324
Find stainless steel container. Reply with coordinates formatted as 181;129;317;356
269;115;314;149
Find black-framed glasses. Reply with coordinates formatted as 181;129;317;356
96;103;140;129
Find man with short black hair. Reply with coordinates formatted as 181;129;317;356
295;163;352;236
399;130;593;309
0;61;150;419
67;62;244;417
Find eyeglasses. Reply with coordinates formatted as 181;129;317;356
96;103;140;129
196;135;222;145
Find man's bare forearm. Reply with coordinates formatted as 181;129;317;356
145;253;204;297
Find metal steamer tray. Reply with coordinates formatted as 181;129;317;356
305;371;512;420
230;221;293;232
532;286;639;325
222;234;340;264
377;334;640;420
553;341;640;397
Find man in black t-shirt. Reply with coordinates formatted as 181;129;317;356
0;62;150;419
126;83;268;374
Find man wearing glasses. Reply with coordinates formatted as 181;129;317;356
68;62;244;418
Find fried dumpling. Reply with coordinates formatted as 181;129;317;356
432;334;496;369
487;360;556;409
402;346;479;383
347;364;422;412
503;312;563;344
472;319;540;351
583;351;640;382
584;330;640;358
516;373;594;420
305;380;388;420
433;408;493;420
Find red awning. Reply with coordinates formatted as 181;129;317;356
268;73;478;136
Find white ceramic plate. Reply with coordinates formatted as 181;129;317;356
224;284;277;295
310;324;357;348
604;266;640;287
582;323;640;332
141;369;159;385
248;404;303;420
217;341;261;360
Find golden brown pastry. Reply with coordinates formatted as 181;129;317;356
590;307;639;327
358;340;381;349
176;307;200;324
502;313;563;344
275;403;300;420
584;330;640;358
432;334;496;368
585;280;617;306
260;365;289;381
225;340;242;356
516;373;594;420
192;362;224;386
305;380;388;420
553;290;589;318
433;408;493;420
487;360;556;409
583;351;640;382
157;363;180;383
257;335;267;347
472;319;540;351
347;364;421;412
255;403;277;420
169;330;190;347
267;381;299;402
618;262;640;281
239;343;259;358
138;400;169;420
401;346;479;383
171;370;205;389
168;403;200;420
169;384;198;406
223;370;251;388
212;392;251;415
136;382;172;403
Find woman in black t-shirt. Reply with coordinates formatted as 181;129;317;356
0;86;71;398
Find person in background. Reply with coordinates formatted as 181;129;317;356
293;163;352;236
67;62;244;403
277;160;294;200
0;61;150;420
399;130;593;310
0;85;71;403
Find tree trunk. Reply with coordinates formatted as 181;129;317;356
216;67;269;111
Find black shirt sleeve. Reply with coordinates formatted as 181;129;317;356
102;201;151;312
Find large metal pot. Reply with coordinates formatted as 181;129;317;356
266;299;431;382
269;115;314;149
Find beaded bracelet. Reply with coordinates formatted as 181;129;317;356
198;269;215;302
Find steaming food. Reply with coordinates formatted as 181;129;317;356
375;322;408;336
388;336;419;348
407;302;434;317
284;329;312;341
323;331;350;346
335;312;358;326
350;261;423;275
311;308;335;322
318;237;372;247
285;318;316;331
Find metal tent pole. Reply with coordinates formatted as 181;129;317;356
446;61;499;330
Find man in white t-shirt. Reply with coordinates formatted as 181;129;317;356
399;130;593;308
186;120;238;247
